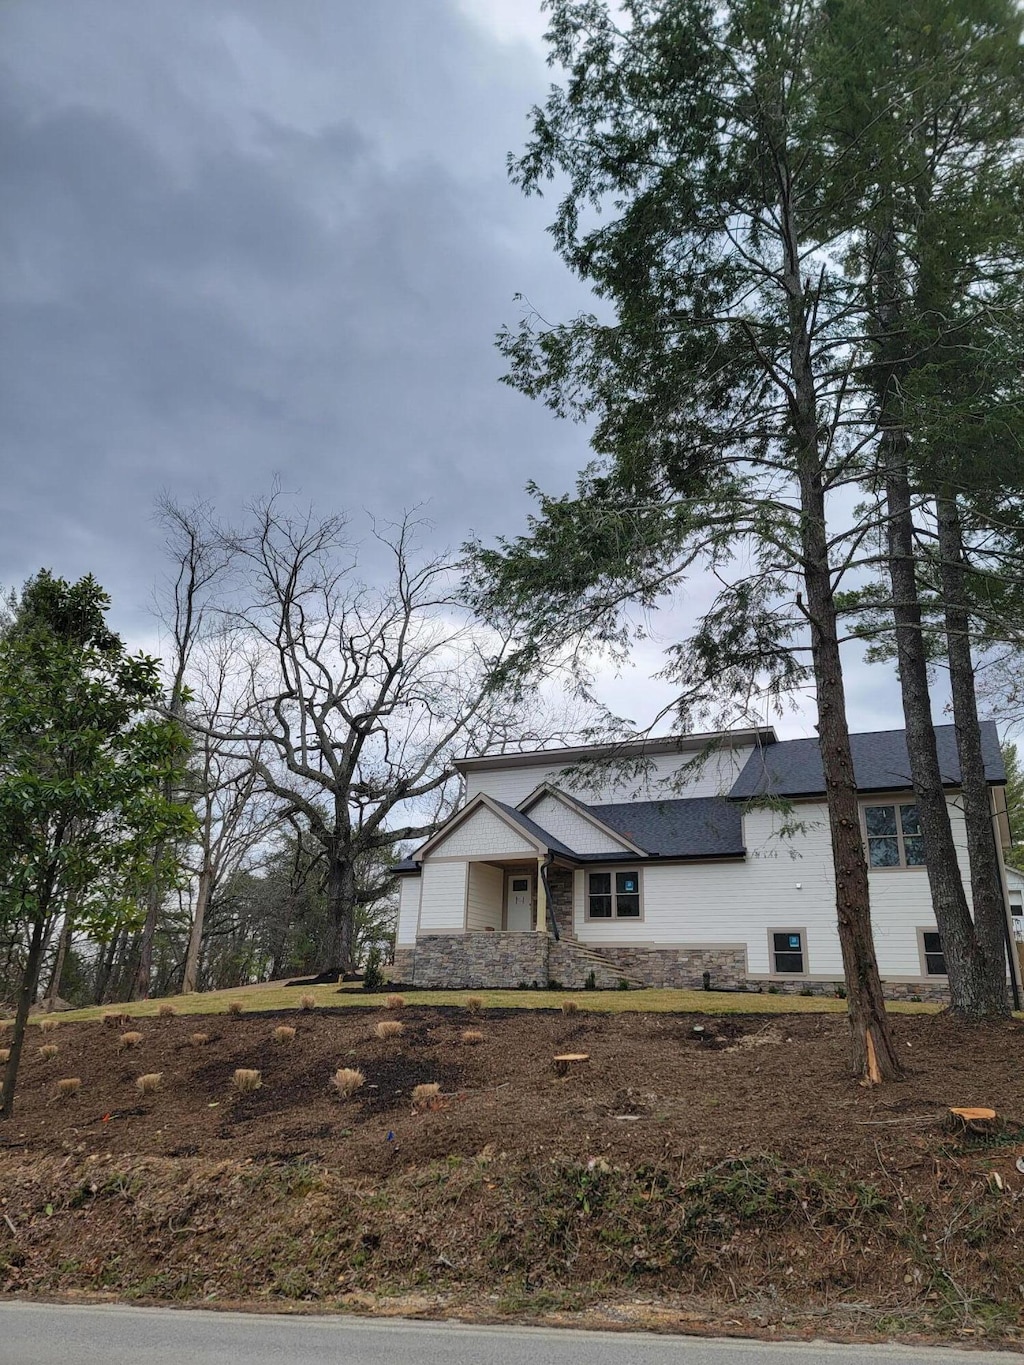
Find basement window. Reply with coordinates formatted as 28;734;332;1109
771;930;805;975
920;930;947;976
587;870;641;919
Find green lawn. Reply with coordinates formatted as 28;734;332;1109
3;976;942;1026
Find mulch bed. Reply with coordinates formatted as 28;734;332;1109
2;1006;1021;1171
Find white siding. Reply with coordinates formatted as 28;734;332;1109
526;793;631;854
396;876;421;946
418;861;468;933
570;795;976;981
464;745;754;807
466;863;504;931
430;806;537;858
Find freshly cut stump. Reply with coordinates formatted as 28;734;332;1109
553;1052;589;1077
947;1106;998;1137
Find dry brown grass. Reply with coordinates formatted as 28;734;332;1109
374;1019;404;1041
460;1029;483;1045
135;1072;162;1094
189;1032;209;1046
561;999;579;1015
299;994;317;1011
226;1001;244;1017
232;1067;261;1094
273;1025;296;1043
118;1031;144;1049
157;1003;177;1019
331;1066;365;1098
38;1043;58;1061
411;1081;441;1110
55;1077;81;1098
465;996;483;1016
386;994;405;1010
38;1017;59;1033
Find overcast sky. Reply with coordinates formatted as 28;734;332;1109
0;0;913;739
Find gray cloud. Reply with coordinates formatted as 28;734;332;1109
0;0;909;736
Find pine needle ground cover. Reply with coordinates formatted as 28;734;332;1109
2;1006;1023;1348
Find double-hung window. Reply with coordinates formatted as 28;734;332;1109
587;870;641;919
920;930;947;976
771;930;805;975
864;802;926;869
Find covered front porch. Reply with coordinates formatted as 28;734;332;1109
464;857;550;934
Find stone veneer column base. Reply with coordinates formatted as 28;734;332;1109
400;932;551;989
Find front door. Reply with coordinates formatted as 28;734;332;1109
505;873;534;931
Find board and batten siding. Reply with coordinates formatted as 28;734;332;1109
429;806;536;859
571;795;975;979
396;876;421;946
526;794;631;855
464;746;755;808
466;862;504;931
418;860;469;934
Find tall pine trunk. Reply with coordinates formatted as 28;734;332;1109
780;181;900;1082
935;492;1010;1014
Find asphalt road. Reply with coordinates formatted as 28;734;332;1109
1;1303;1022;1365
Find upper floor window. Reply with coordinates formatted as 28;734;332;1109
864;802;926;869
587;869;641;919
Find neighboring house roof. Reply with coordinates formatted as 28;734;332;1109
586;795;745;859
454;727;777;774
729;722;1005;800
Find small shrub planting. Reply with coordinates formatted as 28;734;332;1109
386;994;405;1010
102;1012;130;1028
233;1068;261;1094
375;1020;404;1041
465;996;483;1016
38;1043;59;1061
331;1066;365;1098
617;978;631;991
362;945;385;992
273;1025;296;1043
584;969;597;991
226;1001;244;1016
0;1048;9;1064
38;1017;59;1033
136;1072;162;1095
119;1031;144;1049
411;1082;441;1110
157;1003;177;1018
56;1077;81;1098
190;1032;209;1046
299;994;317;1011
561;999;579;1015
460;1029;483;1045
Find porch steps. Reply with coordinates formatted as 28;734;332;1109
549;935;645;990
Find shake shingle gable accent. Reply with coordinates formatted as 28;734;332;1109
729;720;1004;800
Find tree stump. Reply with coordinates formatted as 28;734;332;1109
553;1053;589;1077
946;1106;998;1137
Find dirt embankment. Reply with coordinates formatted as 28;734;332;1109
2;1006;1023;1346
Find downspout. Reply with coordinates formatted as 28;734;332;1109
991;809;1022;1012
540;854;559;941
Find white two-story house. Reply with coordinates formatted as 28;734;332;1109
392;723;1021;1001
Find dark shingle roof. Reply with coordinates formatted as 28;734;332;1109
584;795;745;859
729;721;1004;800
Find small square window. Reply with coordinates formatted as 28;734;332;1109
772;930;805;974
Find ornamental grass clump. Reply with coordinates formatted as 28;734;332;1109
561;999;579;1015
233;1068;261;1094
119;1031;144;1049
38;1043;58;1061
331;1067;365;1098
190;1032;209;1046
38;1017;59;1033
102;1012;130;1029
386;994;405;1010
226;1001;244;1017
157;1003;177;1019
273;1025;296;1043
374;1020;404;1041
135;1072;162;1095
465;996;483;1016
299;994;317;1011
460;1029;483;1045
56;1077;81;1098
411;1082;440;1111
0;1048;9;1065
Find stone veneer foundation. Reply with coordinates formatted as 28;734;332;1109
392;932;951;1002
